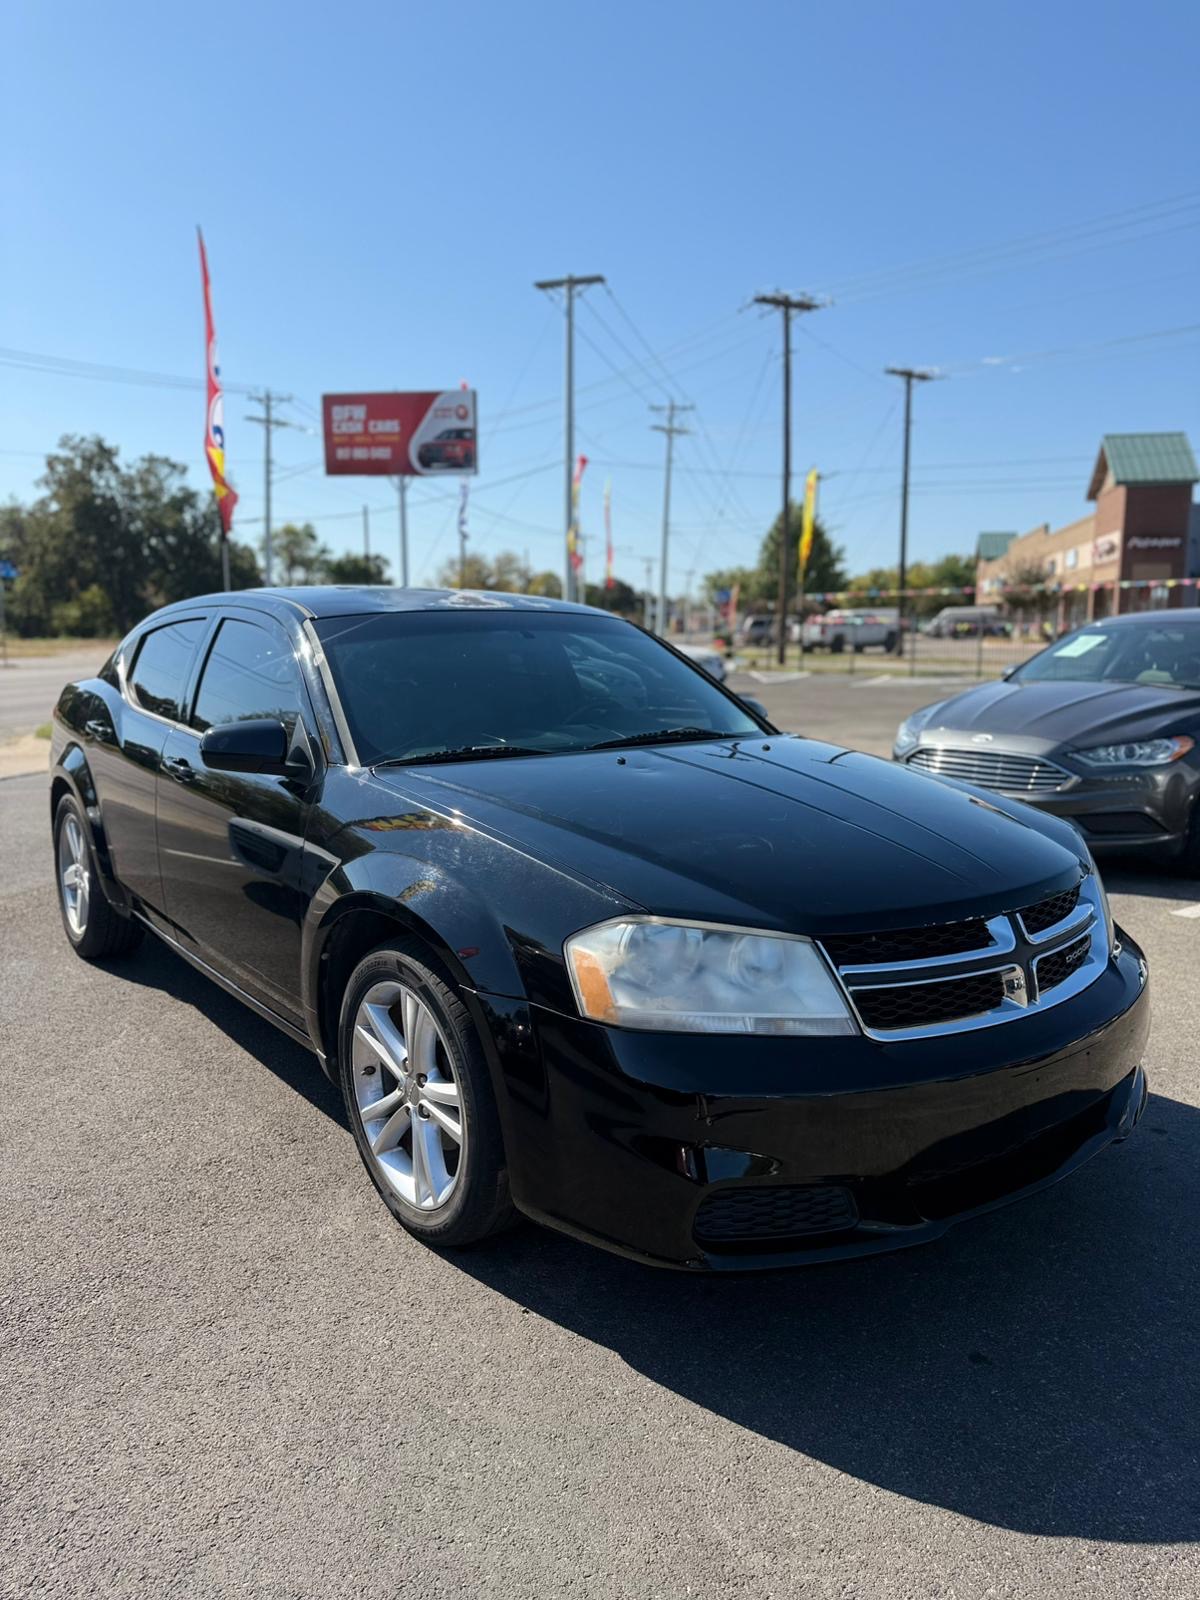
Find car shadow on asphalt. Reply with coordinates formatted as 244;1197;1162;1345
450;1091;1200;1545
1105;860;1200;904
106;936;346;1128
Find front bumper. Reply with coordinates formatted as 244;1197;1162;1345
486;933;1149;1270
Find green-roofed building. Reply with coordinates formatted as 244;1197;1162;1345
976;532;1017;562
974;430;1198;629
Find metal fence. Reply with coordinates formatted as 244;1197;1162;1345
693;586;1200;683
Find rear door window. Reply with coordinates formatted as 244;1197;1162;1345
127;619;207;721
191;618;306;735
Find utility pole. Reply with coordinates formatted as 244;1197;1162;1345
753;293;823;664
394;477;409;587
245;390;298;585
533;274;605;602
362;504;371;560
650;401;693;637
641;556;655;630
884;367;937;651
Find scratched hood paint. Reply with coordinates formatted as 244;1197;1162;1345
370;735;1086;934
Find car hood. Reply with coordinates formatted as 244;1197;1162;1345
919;677;1200;748
371;736;1085;935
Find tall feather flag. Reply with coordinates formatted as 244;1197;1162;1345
198;228;238;537
799;467;819;576
568;454;588;573
604;478;613;589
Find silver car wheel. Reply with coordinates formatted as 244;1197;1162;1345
350;980;465;1211
58;812;90;938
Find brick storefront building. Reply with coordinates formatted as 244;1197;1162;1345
976;432;1198;632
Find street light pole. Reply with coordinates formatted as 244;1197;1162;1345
884;367;937;650
395;476;409;587
534;274;606;601
753;293;823;664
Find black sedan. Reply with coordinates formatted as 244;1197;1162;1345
50;588;1149;1270
895;611;1200;870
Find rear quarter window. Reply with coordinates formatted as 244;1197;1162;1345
127;618;207;721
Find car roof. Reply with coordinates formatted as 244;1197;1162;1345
1088;609;1200;628
149;586;603;623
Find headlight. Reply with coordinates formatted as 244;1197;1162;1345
894;701;943;755
1074;735;1193;769
564;917;858;1035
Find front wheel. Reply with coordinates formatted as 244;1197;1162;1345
337;940;516;1249
53;794;143;960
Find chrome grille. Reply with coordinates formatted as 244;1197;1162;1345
907;746;1071;794
818;873;1107;1040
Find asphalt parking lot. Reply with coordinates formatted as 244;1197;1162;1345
3;678;1199;1599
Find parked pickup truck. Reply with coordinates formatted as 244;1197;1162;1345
800;608;900;654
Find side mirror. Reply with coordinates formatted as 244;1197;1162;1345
999;663;1018;681
200;718;291;775
740;695;771;723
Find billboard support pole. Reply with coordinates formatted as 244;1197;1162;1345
534;275;606;601
397;477;409;588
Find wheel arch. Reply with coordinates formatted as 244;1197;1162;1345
50;746;127;908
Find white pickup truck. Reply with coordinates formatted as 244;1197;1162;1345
799;608;900;654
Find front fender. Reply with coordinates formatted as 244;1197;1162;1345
50;737;128;911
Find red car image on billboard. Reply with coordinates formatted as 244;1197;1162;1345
322;391;478;476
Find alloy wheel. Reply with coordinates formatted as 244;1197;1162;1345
58;812;90;938
350;980;465;1211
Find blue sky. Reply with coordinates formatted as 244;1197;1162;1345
4;0;1198;593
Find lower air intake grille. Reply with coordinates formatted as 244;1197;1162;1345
907;746;1069;794
853;970;1006;1032
694;1185;858;1246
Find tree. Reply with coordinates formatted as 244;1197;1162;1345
0;436;261;638
583;578;640;616
270;522;330;585
846;552;975;619
757;507;848;605
525;570;562;598
324;551;390;585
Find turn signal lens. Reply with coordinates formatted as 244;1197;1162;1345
564;918;858;1035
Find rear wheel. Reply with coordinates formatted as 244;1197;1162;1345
53;794;143;960
337;940;516;1249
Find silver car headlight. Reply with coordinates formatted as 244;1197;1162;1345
564;917;858;1035
894;701;944;756
1073;735;1193;769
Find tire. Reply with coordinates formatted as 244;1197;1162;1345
53;793;144;961
337;939;516;1249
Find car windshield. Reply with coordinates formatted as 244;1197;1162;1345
313;608;760;765
1015;619;1200;689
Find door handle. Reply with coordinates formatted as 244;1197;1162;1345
162;754;195;783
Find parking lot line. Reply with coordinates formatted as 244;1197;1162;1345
1170;902;1200;919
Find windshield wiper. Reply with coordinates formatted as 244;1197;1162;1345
586;726;743;752
374;744;551;767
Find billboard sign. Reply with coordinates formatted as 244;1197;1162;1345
322;390;478;476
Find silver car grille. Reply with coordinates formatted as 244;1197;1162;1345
906;745;1071;794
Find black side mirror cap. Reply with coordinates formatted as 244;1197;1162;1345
740;695;773;725
199;718;290;774
1000;663;1018;681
